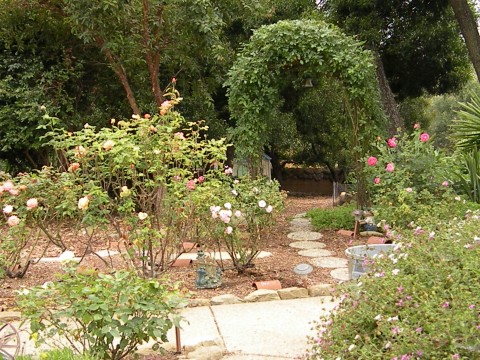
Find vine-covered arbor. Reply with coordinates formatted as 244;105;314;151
225;19;385;202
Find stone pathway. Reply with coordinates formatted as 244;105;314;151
287;213;350;281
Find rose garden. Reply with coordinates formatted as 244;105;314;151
2;1;480;360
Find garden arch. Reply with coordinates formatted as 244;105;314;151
226;19;384;185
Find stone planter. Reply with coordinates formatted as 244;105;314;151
345;244;396;280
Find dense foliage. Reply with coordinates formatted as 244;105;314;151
307;203;356;231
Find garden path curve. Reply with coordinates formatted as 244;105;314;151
288;213;350;281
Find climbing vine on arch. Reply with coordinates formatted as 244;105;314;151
225;19;385;206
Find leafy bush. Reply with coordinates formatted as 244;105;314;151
201;176;286;272
362;125;452;227
17;269;185;360
307;203;356;231
16;348;95;360
306;199;480;359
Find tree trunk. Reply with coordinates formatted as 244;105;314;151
142;0;165;108
94;37;141;115
449;0;480;82
374;53;403;136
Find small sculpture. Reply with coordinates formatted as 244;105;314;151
195;250;222;289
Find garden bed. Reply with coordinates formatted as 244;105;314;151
0;196;353;310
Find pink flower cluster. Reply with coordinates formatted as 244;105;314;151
0;181;19;196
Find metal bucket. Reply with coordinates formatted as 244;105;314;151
345;244;396;280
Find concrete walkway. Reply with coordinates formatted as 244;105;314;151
141;296;337;359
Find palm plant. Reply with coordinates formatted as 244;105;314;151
451;91;480;150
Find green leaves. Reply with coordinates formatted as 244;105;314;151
226;19;383;171
17;269;185;360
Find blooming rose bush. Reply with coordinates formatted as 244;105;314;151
202;175;285;272
306;200;480;359
362;125;452;227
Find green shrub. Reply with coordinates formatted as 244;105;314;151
17;269;185;360
306;201;480;359
17;348;95;360
307;203;355;231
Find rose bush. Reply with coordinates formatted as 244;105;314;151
362;125;453;227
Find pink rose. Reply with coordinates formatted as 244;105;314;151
225;226;233;235
405;188;412;193
387;137;397;148
374;177;381;184
420;133;430;142
174;132;185;140
367;157;377;166
224;167;233;175
186;179;196;190
7;215;20;227
197;176;205;183
2;181;14;191
68;162;80;172
386;163;395;172
413;123;421;129
8;189;19;196
442;181;449;187
26;198;38;209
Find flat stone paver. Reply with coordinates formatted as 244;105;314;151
330;268;350;281
289;241;326;250
298;249;333;257
287;231;323;241
289;225;314;232
309;257;349;268
290;218;311;226
293;212;307;219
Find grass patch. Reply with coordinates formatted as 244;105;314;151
307;203;355;231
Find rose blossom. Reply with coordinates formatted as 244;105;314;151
224;167;233;175
258;200;267;208
74;145;87;158
68;162;80;172
419;133;430;142
138;212;148;220
387;137;397;148
7;215;20;227
2;181;14;191
3;205;13;214
102;140;115;151
374;177;381;184
174;132;185;140
266;205;273;213
197;176;205;183
186;179;196;190
234;210;242;217
78;196;90;210
442;181;449;187
367;156;377;166
225;226;233;235
405;187;412;193
413;123;421;129
26;198;38;210
9;189;19;196
386;163;395;172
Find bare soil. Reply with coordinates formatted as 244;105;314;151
0;196;353;311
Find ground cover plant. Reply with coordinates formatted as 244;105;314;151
306;197;480;359
307;203;355;231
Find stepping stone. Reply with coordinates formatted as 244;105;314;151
310;257;349;268
331;268;350;281
289;241;326;249
289;225;314;232
298;249;333;257
290;218;311;226
293;212;307;218
287;231;323;241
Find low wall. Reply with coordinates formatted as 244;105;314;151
280;168;334;195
